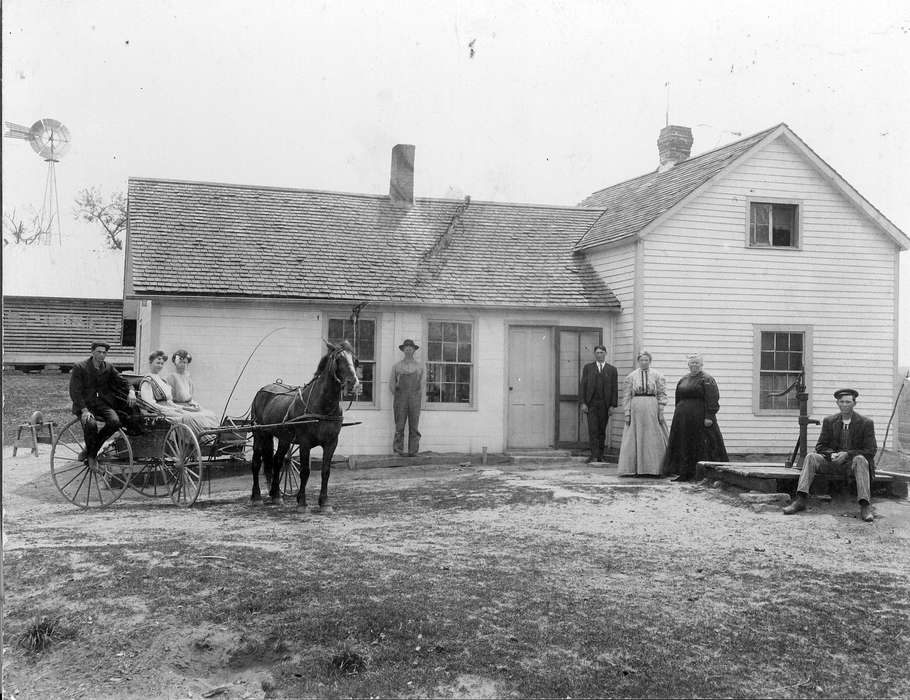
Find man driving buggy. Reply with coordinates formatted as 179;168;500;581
69;341;137;468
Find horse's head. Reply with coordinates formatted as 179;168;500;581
325;340;361;393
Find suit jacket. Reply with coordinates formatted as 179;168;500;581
580;361;618;408
69;357;131;415
815;411;877;473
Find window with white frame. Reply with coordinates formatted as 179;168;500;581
328;317;375;403
758;330;805;411
750;202;799;248
425;320;473;404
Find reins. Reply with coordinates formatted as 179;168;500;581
279;348;354;424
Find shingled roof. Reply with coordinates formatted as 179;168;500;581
575;125;780;249
126;178;619;310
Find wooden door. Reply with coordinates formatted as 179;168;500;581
556;328;602;448
507;326;553;448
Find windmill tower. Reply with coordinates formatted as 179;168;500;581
4;118;72;245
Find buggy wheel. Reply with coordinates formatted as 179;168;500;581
162;424;203;508
50;417;133;509
129;459;175;498
281;445;301;496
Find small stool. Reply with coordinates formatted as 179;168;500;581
13;411;57;457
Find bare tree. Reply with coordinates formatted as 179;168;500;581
74;187;127;250
2;209;43;246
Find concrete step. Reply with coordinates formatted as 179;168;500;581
507;450;589;464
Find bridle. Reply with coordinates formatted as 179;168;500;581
290;347;359;418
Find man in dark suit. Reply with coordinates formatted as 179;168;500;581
783;388;877;522
69;341;136;468
579;344;618;463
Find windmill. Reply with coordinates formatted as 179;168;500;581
4;118;72;245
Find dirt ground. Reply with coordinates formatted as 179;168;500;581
3;447;910;699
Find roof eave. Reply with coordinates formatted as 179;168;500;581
125;290;620;311
574;232;640;253
777;130;910;251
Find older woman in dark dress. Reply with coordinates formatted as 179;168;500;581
665;354;728;482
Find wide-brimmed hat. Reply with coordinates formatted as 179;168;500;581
399;339;419;351
90;341;111;351
833;388;859;400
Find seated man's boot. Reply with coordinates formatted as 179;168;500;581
860;501;874;523
782;494;807;515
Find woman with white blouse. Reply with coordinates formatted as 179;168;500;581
139;350;211;434
617;351;669;476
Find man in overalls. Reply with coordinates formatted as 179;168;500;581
391;339;423;456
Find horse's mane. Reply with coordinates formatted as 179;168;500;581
314;353;331;377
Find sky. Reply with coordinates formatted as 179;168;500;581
3;0;909;360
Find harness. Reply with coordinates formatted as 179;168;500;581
277;350;352;424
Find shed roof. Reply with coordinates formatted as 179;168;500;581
126;179;619;310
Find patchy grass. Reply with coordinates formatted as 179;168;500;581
2;369;72;445
4;508;910;698
17;615;71;655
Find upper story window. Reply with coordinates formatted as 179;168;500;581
750;202;799;248
426;320;473;404
328;317;375;403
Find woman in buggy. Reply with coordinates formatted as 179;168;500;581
138;350;219;436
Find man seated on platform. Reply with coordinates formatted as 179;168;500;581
783;388;877;522
69;341;137;469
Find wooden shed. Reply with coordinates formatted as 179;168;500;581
2;295;135;371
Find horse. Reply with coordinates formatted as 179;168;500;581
249;341;360;510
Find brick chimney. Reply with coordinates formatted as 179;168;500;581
657;125;693;172
389;144;415;206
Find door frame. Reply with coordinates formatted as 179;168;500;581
554;326;604;449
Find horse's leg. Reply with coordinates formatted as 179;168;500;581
297;444;312;511
250;434;264;505
318;438;339;512
259;436;275;504
269;440;291;507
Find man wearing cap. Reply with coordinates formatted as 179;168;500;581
783;388;877;522
69;342;137;468
391;339;424;456
579;345;619;463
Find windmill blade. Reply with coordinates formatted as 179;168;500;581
4;121;32;139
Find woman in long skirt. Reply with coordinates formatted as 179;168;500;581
617;351;668;476
664;353;729;482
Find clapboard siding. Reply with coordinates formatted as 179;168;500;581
587;243;636;371
2;296;133;364
144;298;610;455
586;244;636;448
640;136;899;453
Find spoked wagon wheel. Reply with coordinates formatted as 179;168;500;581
161;424;203;508
50;417;133;509
129;459;175;498
280;445;302;497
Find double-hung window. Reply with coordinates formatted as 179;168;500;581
425;320;473;404
327;317;376;403
749;202;799;248
754;326;811;413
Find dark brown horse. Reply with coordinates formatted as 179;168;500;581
250;341;360;510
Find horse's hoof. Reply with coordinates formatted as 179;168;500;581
317;505;333;514
274;497;285;507
250;497;263;506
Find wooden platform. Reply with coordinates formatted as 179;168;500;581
696;461;910;498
